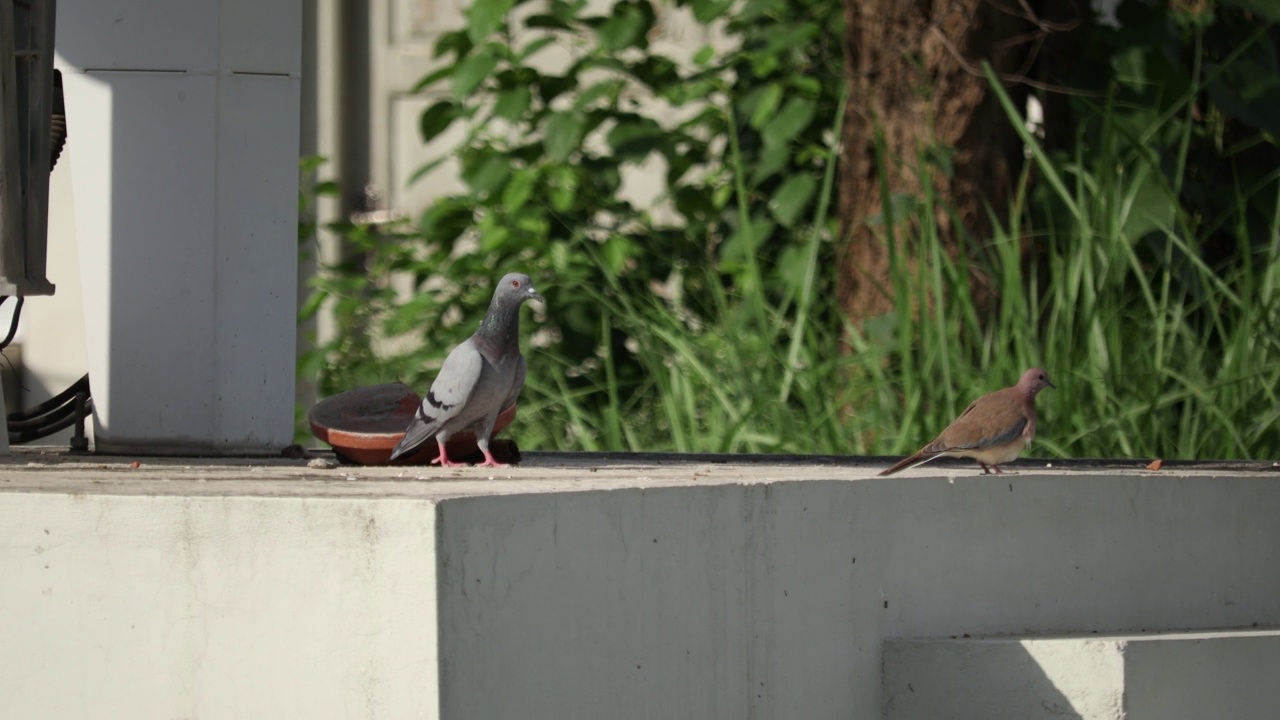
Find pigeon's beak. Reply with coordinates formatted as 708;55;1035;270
528;286;544;303
1047;379;1057;390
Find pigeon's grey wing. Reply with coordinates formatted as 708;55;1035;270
388;340;483;462
498;354;527;413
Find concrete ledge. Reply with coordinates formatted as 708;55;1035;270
1;452;1279;718
885;630;1280;719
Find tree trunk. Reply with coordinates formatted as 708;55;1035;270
837;0;1033;325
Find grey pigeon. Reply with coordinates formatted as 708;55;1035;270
388;272;543;467
879;367;1055;476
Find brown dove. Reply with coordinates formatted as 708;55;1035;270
879;368;1055;476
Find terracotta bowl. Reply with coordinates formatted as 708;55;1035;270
308;382;518;465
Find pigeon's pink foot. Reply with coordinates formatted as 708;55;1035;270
474;448;509;468
430;448;468;467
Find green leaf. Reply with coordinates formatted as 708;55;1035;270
693;45;716;67
493;86;532;120
463;155;512;198
762;97;816;147
526;14;572;30
518;36;559;61
626;56;678;89
768;174;817;228
515;209;549;236
452;50;499;99
298;289;327;321
1119;166;1176;241
740;83;783;129
544;110;587;162
479;222;511;252
791;76;821;96
722;215;776;265
739;0;784;21
434;30;473;61
596;1;651;51
691;0;731;23
420;99;459;142
776;244;810;297
550;0;585;25
539;74;578;105
750;142;790;185
606;116;665;159
412;65;454;93
712;182;733;209
602;235;635;274
467;0;517;43
762;22;820;57
503;168;538;211
549;240;572;274
419;199;476;244
575;79;622;110
548;166;579;211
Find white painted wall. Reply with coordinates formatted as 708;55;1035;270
2;464;1279;718
54;0;302;453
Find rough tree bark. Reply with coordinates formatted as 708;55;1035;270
837;0;1037;325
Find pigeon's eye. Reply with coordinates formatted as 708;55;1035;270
512;280;521;288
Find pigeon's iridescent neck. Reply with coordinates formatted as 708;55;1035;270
474;293;525;356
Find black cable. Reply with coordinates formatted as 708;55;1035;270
9;397;92;444
0;296;22;351
7;373;89;422
8;400;77;431
6;375;93;447
51;68;66;170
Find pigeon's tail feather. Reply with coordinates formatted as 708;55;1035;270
388;417;439;463
878;448;942;477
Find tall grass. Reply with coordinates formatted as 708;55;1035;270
509;77;1280;460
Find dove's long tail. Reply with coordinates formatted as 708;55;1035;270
878;448;944;477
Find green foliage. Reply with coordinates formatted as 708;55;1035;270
302;0;849;451
300;1;1280;460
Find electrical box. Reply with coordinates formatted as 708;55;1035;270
0;0;56;296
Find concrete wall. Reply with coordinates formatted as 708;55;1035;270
434;473;1280;718
1;463;1279;718
1124;631;1280;718
0;492;440;719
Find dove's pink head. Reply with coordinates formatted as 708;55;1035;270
1017;367;1055;397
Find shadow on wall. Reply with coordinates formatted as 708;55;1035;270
883;640;1100;719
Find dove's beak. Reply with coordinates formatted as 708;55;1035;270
528;287;544;303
